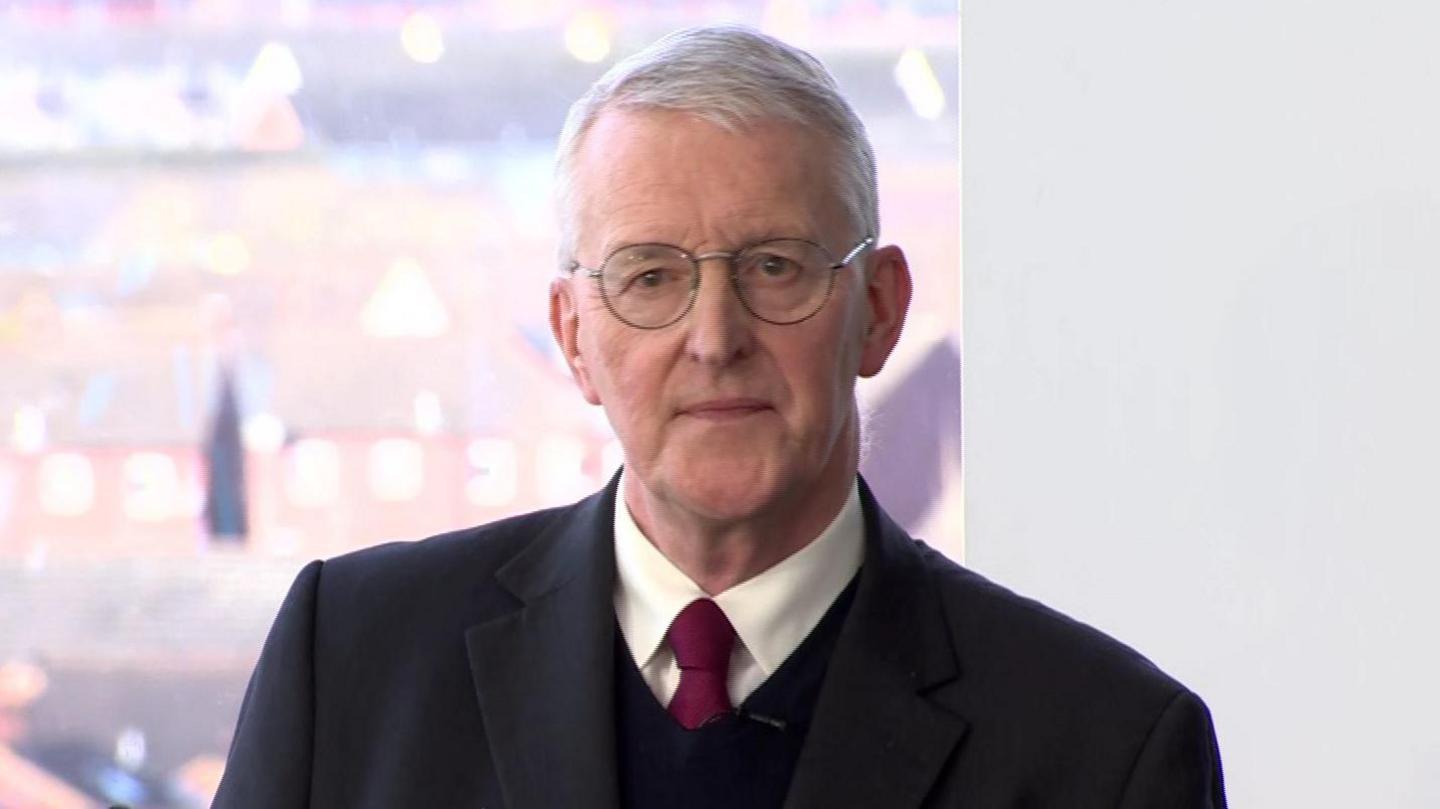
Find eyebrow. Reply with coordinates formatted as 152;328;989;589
600;229;819;257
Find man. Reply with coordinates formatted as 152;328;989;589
213;26;1225;809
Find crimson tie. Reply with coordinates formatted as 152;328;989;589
666;598;736;730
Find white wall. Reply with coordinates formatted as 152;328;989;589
961;2;1440;806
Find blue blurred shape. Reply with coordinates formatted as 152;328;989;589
77;372;118;427
114;251;156;297
202;366;248;543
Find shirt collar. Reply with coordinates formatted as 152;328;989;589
612;470;864;677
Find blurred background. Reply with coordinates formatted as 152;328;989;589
0;1;959;806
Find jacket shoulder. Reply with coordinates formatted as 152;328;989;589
911;539;1190;708
307;501;587;633
329;504;572;577
909;539;1225;804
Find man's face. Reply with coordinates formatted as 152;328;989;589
551;108;907;524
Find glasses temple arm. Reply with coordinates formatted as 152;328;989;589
833;235;876;268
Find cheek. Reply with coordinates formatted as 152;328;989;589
585;330;668;425
779;336;857;425
577;308;629;385
803;311;867;426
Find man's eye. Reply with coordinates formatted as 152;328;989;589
754;254;800;278
622;267;680;292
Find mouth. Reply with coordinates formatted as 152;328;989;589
678;398;774;421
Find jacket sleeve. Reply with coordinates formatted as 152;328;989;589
211;559;324;809
1115;688;1227;809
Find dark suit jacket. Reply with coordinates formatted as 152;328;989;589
212;477;1226;808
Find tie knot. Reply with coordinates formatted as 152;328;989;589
667;598;735;672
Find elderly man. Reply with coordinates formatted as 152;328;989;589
213;26;1225;809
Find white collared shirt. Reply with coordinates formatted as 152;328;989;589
612;470;864;707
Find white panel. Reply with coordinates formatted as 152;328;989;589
963;2;1440;806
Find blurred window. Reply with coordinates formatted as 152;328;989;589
0;3;957;806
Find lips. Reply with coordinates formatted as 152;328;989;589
678;398;773;420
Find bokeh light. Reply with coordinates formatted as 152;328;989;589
564;11;612;64
401;12;446;65
894;47;946;121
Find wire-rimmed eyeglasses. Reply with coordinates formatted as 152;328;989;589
566;235;874;329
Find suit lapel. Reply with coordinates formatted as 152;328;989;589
784;479;970;809
464;483;621;809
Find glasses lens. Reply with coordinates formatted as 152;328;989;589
734;240;834;323
600;245;695;328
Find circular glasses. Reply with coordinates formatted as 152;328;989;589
569;236;874;329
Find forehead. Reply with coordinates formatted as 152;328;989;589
570;109;847;255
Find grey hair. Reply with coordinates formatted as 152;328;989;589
553;25;879;267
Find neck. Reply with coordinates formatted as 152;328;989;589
623;451;857;595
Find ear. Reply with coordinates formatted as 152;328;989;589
857;244;913;378
550;277;603;405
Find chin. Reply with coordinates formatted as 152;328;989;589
660;452;792;521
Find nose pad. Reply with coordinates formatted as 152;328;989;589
684;256;752;364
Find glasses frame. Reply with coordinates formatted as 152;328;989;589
567;235;875;330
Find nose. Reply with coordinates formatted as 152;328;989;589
683;255;753;367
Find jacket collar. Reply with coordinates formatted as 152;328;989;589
782;477;970;808
465;474;968;809
464;478;622;809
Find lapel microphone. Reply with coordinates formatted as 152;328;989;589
734;708;788;731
